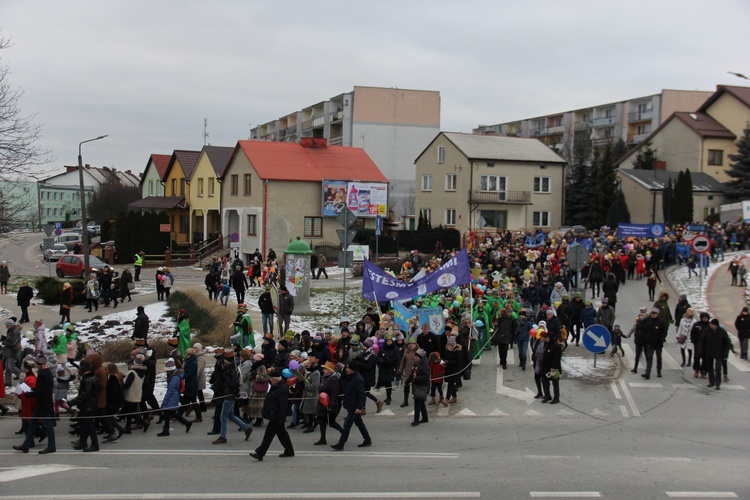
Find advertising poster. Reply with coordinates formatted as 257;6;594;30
322;180;388;217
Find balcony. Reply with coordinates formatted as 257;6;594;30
592;116;616;127
628;110;653;122
546;124;565;134
329;110;344;122
627;132;651;144
531;128;547;137
592;137;614;147
468;190;532;205
311;116;325;128
574;120;592;131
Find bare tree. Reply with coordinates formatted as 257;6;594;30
88;179;142;222
0;34;51;233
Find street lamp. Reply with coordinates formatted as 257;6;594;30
78;135;108;277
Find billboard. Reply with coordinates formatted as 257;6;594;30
322;180;387;218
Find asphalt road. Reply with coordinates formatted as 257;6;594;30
0;232;749;498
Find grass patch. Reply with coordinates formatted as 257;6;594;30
166;289;236;348
99;338;171;363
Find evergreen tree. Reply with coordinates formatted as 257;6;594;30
683;169;694;223
589;140;626;229
632;143;658;170
564;140;594;227
606;188;631;227
662;178;673;224
725;127;750;202
672;170;694;224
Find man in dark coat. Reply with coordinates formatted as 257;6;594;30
690;312;711;378
231;270;250;304
331;363;371;450
13;355;56;454
250;369;294;460
132;306;150;344
701;319;730;390
16;280;34;324
277;286;295;334
416;323;439;355
674;294;691;329
641;307;667;380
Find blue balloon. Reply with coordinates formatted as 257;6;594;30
282;368;293;379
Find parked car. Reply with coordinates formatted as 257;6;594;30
56;254;107;278
44;243;68;262
42;233;83;251
87;222;101;237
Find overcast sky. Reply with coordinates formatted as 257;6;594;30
3;0;749;178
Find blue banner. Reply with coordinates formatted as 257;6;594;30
362;249;471;302
616;223;665;239
392;302;446;335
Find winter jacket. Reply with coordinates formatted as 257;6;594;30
258;292;275;314
410;356;431;387
17;285;33;308
596;305;616;329
262;380;289;423
106;373;124;413
735;313;750;340
357;352;378;388
122;368;145;403
700;326;730;359
182;355;199;399
69;372;99;412
397;347;418;379
89;352;107;409
161;371;183;410
642;316;667;347
133;311;150;341
416;331;440;354
376;342;399;384
581;305;597;328
492;315;515;345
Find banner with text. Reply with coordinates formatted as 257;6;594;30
616;223;665;239
392;302;446;335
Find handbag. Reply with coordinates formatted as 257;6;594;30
253;380;269;393
127;282;135;291
411;384;429;401
676;333;687;344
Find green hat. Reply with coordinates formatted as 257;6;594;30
384;333;393;341
350;334;361;344
575;292;582;298
285;330;295;339
407;336;417;344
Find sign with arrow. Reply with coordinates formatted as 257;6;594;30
582;324;611;354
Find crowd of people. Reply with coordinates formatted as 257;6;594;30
1;219;748;456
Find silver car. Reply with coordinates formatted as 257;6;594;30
44;243;68;261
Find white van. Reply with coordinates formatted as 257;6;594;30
54;233;82;251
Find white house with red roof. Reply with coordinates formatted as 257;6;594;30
220;138;388;261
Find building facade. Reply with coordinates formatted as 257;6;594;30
189;146;233;244
473;89;712;162
161;150;201;245
414;133;566;234
140;154;170;198
251;86;440;223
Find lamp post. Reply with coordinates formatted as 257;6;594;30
78;135;108;276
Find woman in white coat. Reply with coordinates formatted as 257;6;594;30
675;308;696;367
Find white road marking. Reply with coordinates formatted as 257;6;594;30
555;409;577;418
727;353;750;372
488;409;510;416
635;457;692;462
522;409;543;417
719;384;745;390
374;409;395;416
455;408;477;417
610;381;622;399
530;492;601;498
436;404;450;417
662;349;682;370
671;383;694;388
628;382;663;388
496;357;536;403
591;408;609;417
0;493;482;499
0;465;106;483
666;492;737;498
619;405;629;417
0;450;458;460
524;455;581;460
619;378;641;417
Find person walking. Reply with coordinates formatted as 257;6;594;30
701;319;730;390
157;358;192;437
492;309;515;369
13;354;56;454
317;252;328;279
646;266;662;301
315;361;343;446
16;280;33;324
331;362;372;449
735;306;750;360
0;261;10;294
540;333;563;404
409;349;430;426
120;267;134;302
277;285;295;335
68;358;100;452
211;350;252;444
60;282;73;324
596;297;616;333
653;292;674;337
258;286;276;336
132;306;150;345
85;275;100;313
641;307;667;380
250;368;294;460
3;319;22;384
675;308;696;367
397;337;418;408
728;259;739;286
691;312;711;379
232;269;250;304
121;354;149;434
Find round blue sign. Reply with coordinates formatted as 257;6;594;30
582;324;611;354
54;228;63;236
230;232;240;243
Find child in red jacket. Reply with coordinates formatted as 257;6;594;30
428;352;445;405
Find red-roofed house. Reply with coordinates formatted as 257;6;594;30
221;138;388;260
139;154;171;198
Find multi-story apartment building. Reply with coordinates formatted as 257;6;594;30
251;86;440;223
473;89;712;161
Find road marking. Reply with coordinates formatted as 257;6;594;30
666;492;737;498
671;383;694;388
610;381;621;399
530;492;601;498
635;457;692;462
524;455;581;460
728;353;750;372
555;409;577;418
0;450;459;460
0;465;104;483
662;349;682;370
0;493;482;499
591;408;609;417
523;409;543;417
622;343;635;359
488;409;509;416
375;409;395;416
619;378;641;417
496;357;535;403
455;408;477;417
720;384;745;390
619;405;628;417
628;382;663;388
436;404;450;417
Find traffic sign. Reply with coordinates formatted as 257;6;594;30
54;228;63;236
691;235;711;254
567;245;590;272
230;232;240;243
336;208;357;229
337;250;353;268
687;224;706;233
582;324;611;354
54;222;62;230
44;224;54;237
375;215;382;237
336;229;356;246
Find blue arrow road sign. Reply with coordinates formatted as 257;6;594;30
375;215;382;237
582;324;611;354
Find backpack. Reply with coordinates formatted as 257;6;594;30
560;325;569;341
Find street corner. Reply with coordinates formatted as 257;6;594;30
561;349;619;383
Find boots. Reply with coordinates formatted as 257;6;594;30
694;371;699;378
428;397;436;405
687;350;692;366
384;388;392;405
680;350;686;367
400;397;409;408
440;397;448;406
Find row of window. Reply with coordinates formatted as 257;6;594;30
421;174;551;193
241;214;320;238
39;191;90;201
417;209;551;227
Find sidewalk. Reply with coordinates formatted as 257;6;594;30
706;256;749;335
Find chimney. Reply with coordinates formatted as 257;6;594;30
65;165;77;173
312;138;327;148
300;137;314;148
85;164;91;170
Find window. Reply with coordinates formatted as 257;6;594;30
437;146;445;164
171;179;177;196
445;209;456;226
243;174;252;196
247;214;257;236
421;208;431;226
208;177;215;197
180;178;186;196
197;178;204;197
148;180;154;196
708;149;723;166
533;211;550;227
46;208;51;216
179;215;189;234
486;162;495;168
230;175;239;196
533;177;551;193
421;175;433;191
53;192;57;200
304;216;322;237
479;175;506;193
445;174;457;191
53;208;57;216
